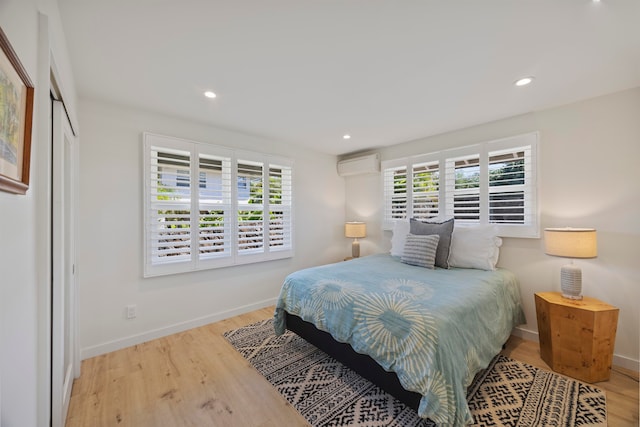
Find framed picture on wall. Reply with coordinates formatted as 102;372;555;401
0;25;34;195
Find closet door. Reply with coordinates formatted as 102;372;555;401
51;99;78;427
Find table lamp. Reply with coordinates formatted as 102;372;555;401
345;222;366;258
544;227;597;300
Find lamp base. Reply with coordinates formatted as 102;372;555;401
352;239;360;258
560;263;582;300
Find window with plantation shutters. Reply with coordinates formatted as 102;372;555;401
382;132;538;238
144;133;293;277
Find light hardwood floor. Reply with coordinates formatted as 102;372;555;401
66;307;639;427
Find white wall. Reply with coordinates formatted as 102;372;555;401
344;88;640;370
345;172;383;257
0;0;78;426
0;5;38;426
77;99;346;357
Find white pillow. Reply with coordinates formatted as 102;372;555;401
390;220;410;257
448;225;502;271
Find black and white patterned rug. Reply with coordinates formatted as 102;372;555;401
223;319;607;426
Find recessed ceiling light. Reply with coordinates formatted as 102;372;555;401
204;91;217;98
343;134;351;140
514;77;534;87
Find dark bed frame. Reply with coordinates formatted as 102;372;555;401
285;311;422;411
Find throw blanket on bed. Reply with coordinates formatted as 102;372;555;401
274;254;526;426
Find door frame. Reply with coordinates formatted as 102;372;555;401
35;12;81;427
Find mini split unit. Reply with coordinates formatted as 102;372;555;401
336;153;381;177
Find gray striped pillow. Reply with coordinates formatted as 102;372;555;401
401;234;440;269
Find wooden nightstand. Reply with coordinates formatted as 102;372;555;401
535;291;619;383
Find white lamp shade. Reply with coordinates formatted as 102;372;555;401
544;227;597;300
544;228;597;259
345;222;366;238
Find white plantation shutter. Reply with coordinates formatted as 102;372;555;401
486;134;537;237
235;156;294;262
488;149;527;224
382;132;538;238
412;161;439;221
197;150;232;264
147;143;193;273
237;160;264;255
383;163;408;228
144;133;294;277
445;154;481;222
383;155;440;228
268;162;293;252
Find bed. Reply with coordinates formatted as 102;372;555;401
274;253;526;426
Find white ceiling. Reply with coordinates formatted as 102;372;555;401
58;0;640;156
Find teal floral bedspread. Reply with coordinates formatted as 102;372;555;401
274;254;526;426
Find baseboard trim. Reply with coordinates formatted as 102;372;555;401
511;326;539;343
80;297;278;360
80;307;639;373
512;326;639;373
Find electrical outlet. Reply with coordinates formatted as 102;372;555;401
126;304;137;319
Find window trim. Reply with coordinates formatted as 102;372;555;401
382;132;539;238
143;133;294;277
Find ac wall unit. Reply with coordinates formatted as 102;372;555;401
337;153;381;177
